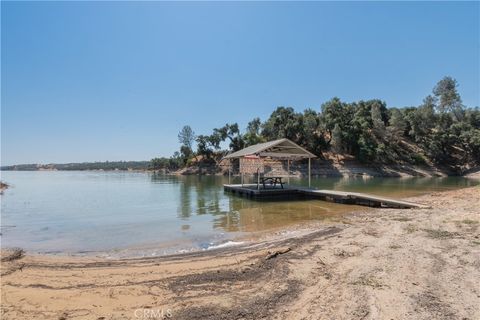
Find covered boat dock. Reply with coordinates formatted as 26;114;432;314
223;138;316;188
222;139;427;209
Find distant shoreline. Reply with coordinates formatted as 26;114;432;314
0;161;151;172
2;161;479;178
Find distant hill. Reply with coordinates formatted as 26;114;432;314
1;161;151;171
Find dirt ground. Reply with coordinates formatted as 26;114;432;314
1;187;479;320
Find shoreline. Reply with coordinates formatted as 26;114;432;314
1;186;479;319
1;166;479;181
1;219;344;260
0;203;353;259
3;162;479;178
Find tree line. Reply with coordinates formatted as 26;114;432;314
151;76;480;170
1;161;152;171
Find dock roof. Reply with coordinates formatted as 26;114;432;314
223;138;316;159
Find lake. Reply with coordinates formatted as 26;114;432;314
0;171;477;257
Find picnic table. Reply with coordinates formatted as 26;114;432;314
260;177;284;189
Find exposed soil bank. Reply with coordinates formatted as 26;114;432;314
174;159;476;178
464;167;480;179
1;187;479;320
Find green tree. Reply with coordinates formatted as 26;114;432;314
178;125;195;150
179;145;193;165
262;106;302;143
168;152;183;169
213;123;245;151
321;98;345;144
321;98;357;153
331;123;343;154
463;129;480;160
244;117;264;146
150;157;169;170
427;113;454;161
357;134;377;162
196;135;214;159
387;108;407;139
371;102;386;138
353;101;373;133
433;76;464;121
407;95;436;143
465;107;480;129
301;108;323;155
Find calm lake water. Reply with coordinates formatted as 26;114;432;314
1;171;477;256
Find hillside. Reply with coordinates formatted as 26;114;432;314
166;77;480;175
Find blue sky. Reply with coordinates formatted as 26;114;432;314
1;1;479;165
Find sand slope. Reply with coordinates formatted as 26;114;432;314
1;187;479;320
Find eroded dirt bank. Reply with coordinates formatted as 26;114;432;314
1;187;479;320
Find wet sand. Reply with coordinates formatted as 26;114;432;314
1;187;479;320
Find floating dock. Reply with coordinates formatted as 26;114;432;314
223;184;428;209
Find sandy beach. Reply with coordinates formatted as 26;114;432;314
1;186;479;320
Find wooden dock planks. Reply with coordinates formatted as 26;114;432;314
223;184;428;209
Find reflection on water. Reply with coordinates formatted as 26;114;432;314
213;200;355;232
0;171;477;255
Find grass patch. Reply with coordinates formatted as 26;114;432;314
389;244;402;250
422;229;460;239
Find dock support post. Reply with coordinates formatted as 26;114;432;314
287;159;290;185
257;168;260;190
228;165;231;184
241;172;244;186
308;158;311;188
